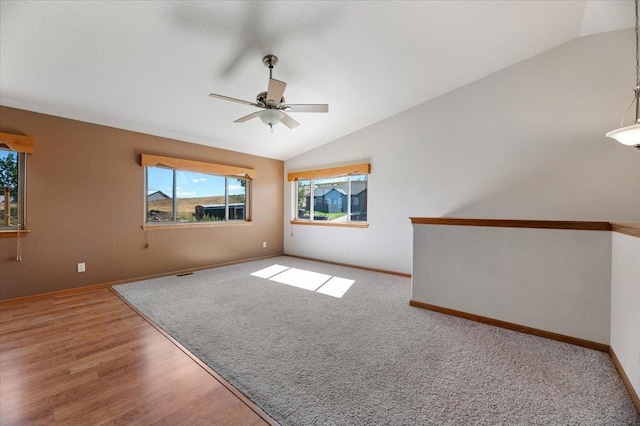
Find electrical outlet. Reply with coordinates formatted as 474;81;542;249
263;241;267;248
77;263;85;273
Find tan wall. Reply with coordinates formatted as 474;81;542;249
0;106;284;300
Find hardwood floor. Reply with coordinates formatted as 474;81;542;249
0;288;271;425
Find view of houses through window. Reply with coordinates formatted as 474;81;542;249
296;175;367;223
146;166;248;224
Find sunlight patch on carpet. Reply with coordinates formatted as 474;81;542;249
316;276;355;298
251;264;355;298
250;264;291;279
270;268;330;291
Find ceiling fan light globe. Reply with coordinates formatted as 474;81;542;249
258;109;284;126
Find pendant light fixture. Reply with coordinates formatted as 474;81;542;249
606;0;640;149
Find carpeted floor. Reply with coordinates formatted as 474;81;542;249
113;256;640;425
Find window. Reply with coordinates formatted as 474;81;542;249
0;133;32;237
288;163;369;226
142;154;254;226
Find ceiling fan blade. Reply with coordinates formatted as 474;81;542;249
286;104;329;113
234;111;261;123
209;93;260;107
267;78;286;104
280;112;300;129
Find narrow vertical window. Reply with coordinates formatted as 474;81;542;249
0;148;26;231
227;177;247;220
146;166;174;222
296;179;312;220
349;175;367;222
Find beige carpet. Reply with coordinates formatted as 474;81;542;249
114;256;640;425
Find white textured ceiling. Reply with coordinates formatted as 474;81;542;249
0;1;633;160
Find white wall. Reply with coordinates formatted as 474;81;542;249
610;232;640;397
411;225;612;344
284;29;640;274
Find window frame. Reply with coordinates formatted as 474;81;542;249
142;154;254;230
288;163;370;228
0;133;32;239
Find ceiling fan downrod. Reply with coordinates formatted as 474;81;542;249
263;54;278;80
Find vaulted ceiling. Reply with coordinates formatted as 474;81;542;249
0;1;633;160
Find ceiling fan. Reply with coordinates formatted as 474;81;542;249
209;55;328;131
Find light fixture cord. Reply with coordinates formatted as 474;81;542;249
634;0;640;148
622;0;640;127
636;0;640;87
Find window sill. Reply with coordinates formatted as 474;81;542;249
290;220;369;228
142;221;253;231
0;230;30;238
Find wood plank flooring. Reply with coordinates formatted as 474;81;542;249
0;288;270;425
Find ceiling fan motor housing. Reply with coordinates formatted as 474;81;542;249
257;91;285;108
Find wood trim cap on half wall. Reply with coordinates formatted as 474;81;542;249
410;218;640;237
410;217;613;231
611;222;640;238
